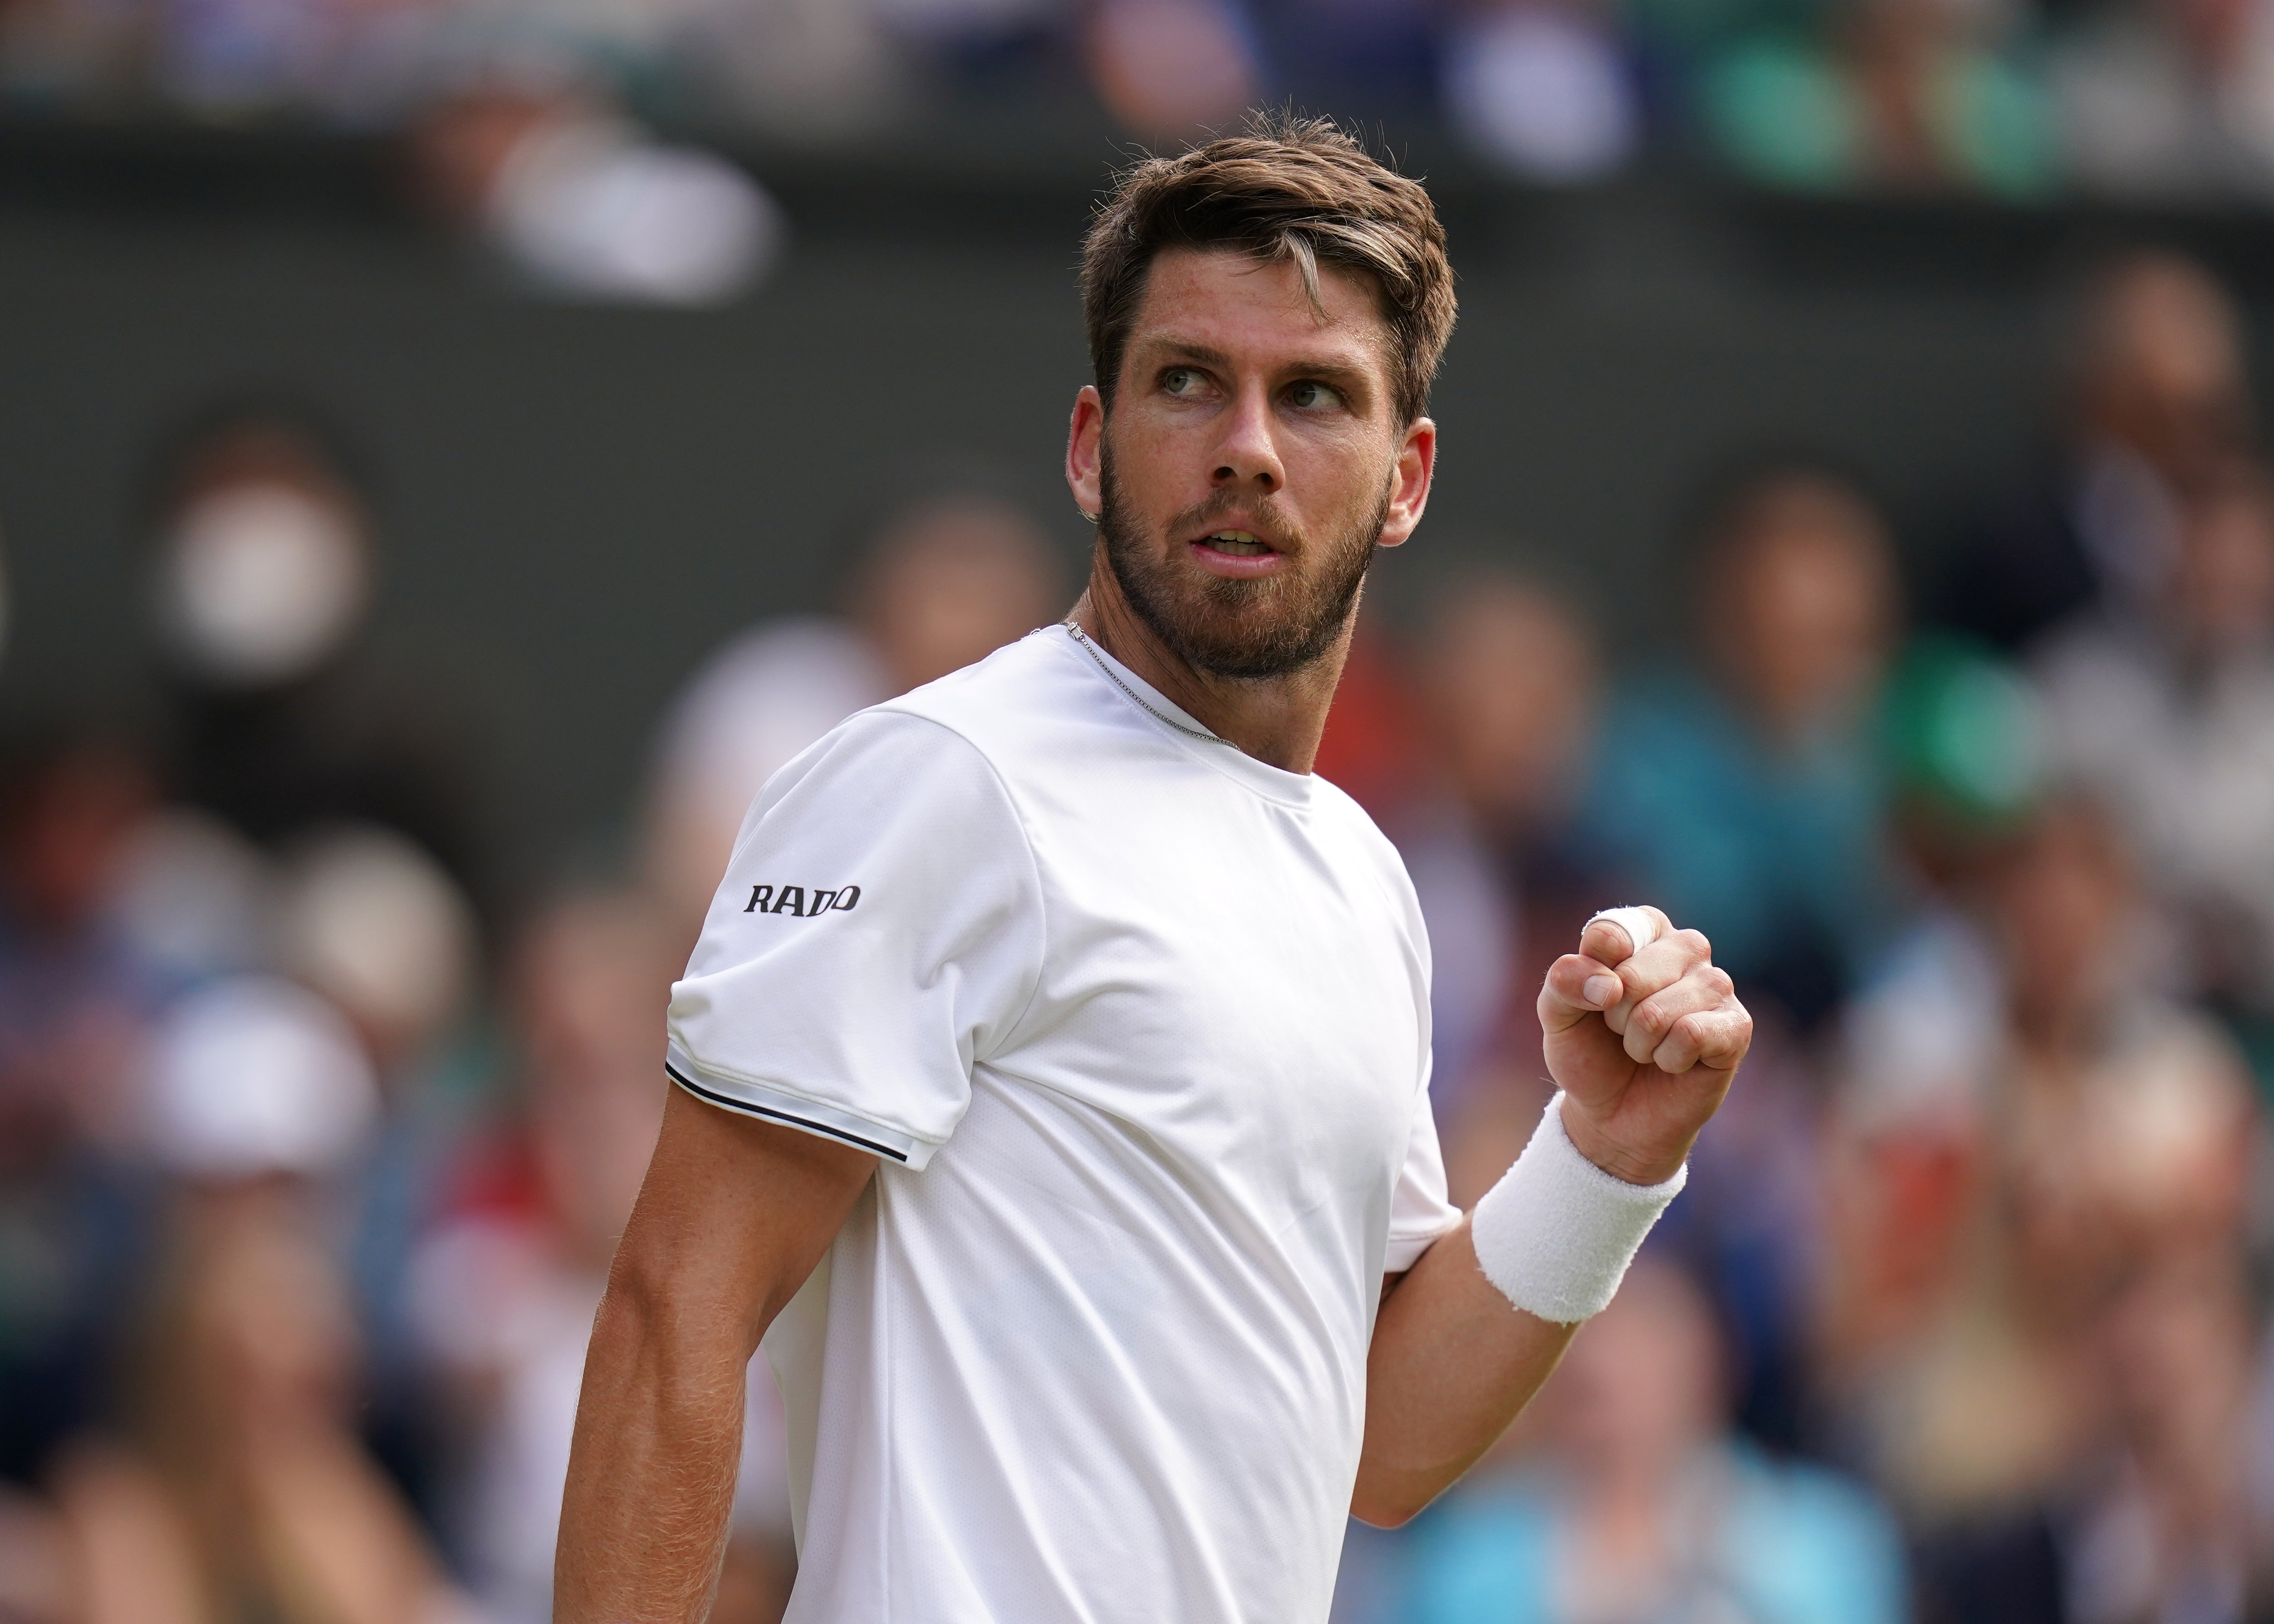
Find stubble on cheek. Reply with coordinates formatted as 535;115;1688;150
1094;440;1388;681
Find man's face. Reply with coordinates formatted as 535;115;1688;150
1069;247;1433;679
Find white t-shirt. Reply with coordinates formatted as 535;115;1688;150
667;626;1460;1624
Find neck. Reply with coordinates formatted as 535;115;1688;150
1069;553;1353;775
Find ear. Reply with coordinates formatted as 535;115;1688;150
1066;386;1106;521
1378;416;1435;549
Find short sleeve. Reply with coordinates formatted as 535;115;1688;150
665;709;1044;1170
1385;1068;1460;1273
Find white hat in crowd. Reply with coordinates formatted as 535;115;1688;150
147;976;379;1180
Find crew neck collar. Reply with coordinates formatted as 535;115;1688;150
1047;626;1318;808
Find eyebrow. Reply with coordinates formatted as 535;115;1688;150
1139;337;1376;388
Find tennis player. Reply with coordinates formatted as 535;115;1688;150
556;113;1751;1624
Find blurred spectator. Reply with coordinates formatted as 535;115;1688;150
1442;0;1641;183
1818;797;2256;1542
1311;609;1432;827
2033;459;2274;1034
410;86;783;308
1813;639;2044;1459
691;0;910;141
5;0;2274;201
2049;0;2274;198
267;824;488;1520
1084;0;1261;142
1388;574;1606;1125
44;969;473;1624
2065;1261;2263;1624
0;0;141;110
145;401;495;918
411;890;793;1624
1700;0;2053;196
642;485;1061;937
0;730;165;1481
1940;249;2256;651
1253;0;1442;123
0;1482;72;1623
1837;634;2047;1135
275;825;478;1081
1913;1260;2266;1624
0;731;162;1159
103;807;277;988
1407;1255;1909;1624
1586;460;1902;1030
142;976;377;1183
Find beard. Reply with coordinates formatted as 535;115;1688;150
1096;445;1389;681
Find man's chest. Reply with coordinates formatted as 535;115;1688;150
1000;784;1427;1216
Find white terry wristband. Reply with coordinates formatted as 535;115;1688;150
1470;1093;1687;1324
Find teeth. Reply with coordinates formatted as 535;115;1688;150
1204;531;1271;557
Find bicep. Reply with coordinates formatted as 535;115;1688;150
610;1083;877;1355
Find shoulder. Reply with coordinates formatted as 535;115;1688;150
730;693;1038;888
879;629;1102;760
1312;776;1421;900
732;635;1095;867
759;702;1000;810
870;628;1204;818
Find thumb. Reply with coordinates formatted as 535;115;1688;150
1539;951;1624;1033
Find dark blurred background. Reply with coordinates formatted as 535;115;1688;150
5;116;2274;871
8;3;2274;1622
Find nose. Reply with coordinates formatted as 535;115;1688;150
1210;381;1284;494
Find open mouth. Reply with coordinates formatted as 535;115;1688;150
1181;522;1289;579
1191;529;1278;557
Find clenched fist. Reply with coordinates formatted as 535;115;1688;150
1537;906;1752;1186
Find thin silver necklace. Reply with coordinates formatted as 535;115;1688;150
1061;621;1235;748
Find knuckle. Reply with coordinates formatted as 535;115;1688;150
1676;928;1711;958
1704;967;1735;999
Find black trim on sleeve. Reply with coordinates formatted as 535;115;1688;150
665;1062;912;1163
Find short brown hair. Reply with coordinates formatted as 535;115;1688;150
1081;112;1457;427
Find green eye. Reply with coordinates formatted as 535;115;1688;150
1288;380;1343;410
1163;367;1203;394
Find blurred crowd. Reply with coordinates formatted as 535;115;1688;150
5;240;2274;1624
7;0;2274;205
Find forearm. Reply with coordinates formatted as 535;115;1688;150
552;1088;876;1623
554;1271;752;1624
1356;1077;1699;1524
1352;1217;1577;1526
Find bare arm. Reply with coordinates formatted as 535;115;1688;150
1354;909;1750;1526
1353;1222;1578;1525
554;1084;874;1624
